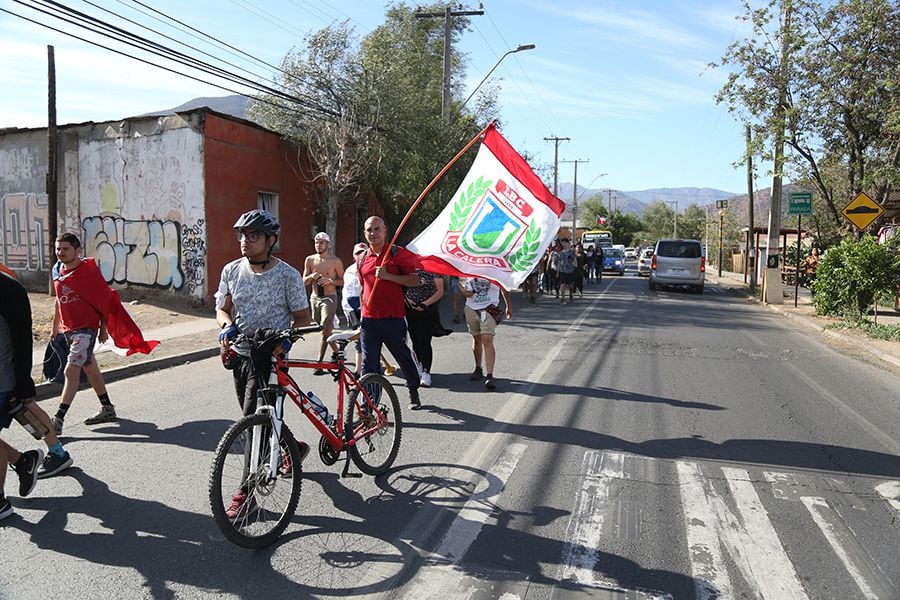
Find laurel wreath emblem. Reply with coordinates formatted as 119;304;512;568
449;176;492;231
507;220;541;272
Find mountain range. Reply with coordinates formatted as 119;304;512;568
150;95;744;216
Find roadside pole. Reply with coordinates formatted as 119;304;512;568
788;192;812;308
716;200;727;277
795;215;801;307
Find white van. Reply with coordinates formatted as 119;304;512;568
649;239;705;293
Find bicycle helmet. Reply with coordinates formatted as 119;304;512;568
233;209;280;235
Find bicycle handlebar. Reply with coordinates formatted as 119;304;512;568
288;325;323;340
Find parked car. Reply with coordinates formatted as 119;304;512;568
624;247;636;260
649;239;705;292
602;247;626;275
637;248;653;276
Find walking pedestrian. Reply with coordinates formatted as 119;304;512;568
405;270;444;388
574;243;587;298
303;232;344;374
342;242;369;375
215;209;313;520
49;233;157;435
356;216;423;410
216;209;312;418
555;238;576;304
459;277;506;390
1;266;69;519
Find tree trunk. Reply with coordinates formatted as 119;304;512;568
325;189;340;250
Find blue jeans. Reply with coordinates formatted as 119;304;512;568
360;317;419;389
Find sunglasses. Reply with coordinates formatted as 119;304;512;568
236;230;265;242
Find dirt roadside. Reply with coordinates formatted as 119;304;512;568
28;289;216;385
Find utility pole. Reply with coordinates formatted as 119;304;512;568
606;189;616;223
543;136;569;197
666;200;678;237
560;158;589;238
763;0;792;304
47;44;58;295
415;6;483;120
746;124;756;291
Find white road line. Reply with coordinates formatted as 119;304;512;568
874;481;900;514
676;461;733;600
559;451;625;585
720;467;809;600
766;472;900;599
397;442;528;600
800;497;879;600
554;451;671;600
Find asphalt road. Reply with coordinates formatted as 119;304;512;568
4;264;900;600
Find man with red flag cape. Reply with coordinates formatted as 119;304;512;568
48;232;159;435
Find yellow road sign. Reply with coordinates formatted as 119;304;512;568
841;192;884;230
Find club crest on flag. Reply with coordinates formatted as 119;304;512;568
407;124;565;291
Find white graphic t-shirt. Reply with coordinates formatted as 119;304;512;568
215;258;308;333
460;277;500;310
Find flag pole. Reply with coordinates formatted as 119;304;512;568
384;121;495;255
365;121;495;304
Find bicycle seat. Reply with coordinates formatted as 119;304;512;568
327;329;361;344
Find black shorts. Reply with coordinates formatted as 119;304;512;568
558;272;575;285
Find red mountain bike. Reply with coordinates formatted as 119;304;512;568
208;326;402;548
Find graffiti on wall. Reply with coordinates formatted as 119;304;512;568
181;219;206;295
83;215;186;290
0;192;48;271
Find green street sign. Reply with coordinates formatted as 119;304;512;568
789;192;812;215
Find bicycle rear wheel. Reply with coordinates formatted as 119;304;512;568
346;373;402;476
208;414;302;548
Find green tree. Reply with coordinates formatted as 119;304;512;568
641;201;675;240
714;0;899;230
609;212;642;246
812;235;900;321
679;204;707;241
705;205;744;271
579;195;608;228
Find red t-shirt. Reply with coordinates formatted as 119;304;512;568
54;261;103;331
359;246;421;319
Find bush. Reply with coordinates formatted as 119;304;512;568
811;235;900;321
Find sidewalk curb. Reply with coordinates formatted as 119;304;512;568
33;347;219;402
720;279;900;370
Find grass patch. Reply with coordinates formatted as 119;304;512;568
825;320;900;341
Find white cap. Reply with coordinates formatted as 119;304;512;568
314;232;330;243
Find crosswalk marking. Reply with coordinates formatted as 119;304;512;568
766;472;900;599
874;481;900;513
396;442;528;600
555;451;671;599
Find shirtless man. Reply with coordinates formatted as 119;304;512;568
303;232;344;372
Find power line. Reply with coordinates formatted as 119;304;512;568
3;3;332;118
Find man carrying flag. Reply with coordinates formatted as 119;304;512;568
49;232;159;435
406;122;564;294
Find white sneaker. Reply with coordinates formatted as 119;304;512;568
420;372;432;387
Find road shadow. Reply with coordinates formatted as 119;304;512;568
57;418;233;453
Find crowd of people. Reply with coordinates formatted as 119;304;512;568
539;239;607;303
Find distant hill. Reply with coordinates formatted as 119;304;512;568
557;184;739;218
139;94;250;118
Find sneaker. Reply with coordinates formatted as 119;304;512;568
37;451;73;479
408;388;421;410
278;441;310;478
560;299;566;305
420;372;432;387
313;369;326;376
0;497;12;521
84;405;117;425
469;367;484;381
484;377;496;391
50;416;63;435
13;449;44;498
225;489;257;521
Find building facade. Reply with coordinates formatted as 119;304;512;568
0;108;359;303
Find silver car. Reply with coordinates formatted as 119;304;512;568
636;248;653;276
649;239;705;293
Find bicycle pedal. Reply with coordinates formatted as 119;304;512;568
341;471;363;479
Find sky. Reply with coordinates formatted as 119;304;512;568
0;0;760;195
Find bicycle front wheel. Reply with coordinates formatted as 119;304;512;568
346;373;402;476
208;414;302;548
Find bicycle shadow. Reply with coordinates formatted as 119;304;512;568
14;468;320;600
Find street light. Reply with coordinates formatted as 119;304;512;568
461;44;536;109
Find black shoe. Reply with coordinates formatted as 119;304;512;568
0;497;12;521
484;377;496;391
469;367;484;381
313;369;326;376
408;388;422;410
37;451;73;479
13;449;44;497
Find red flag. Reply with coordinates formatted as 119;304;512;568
56;258;159;356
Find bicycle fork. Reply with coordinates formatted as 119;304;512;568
252;370;286;483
